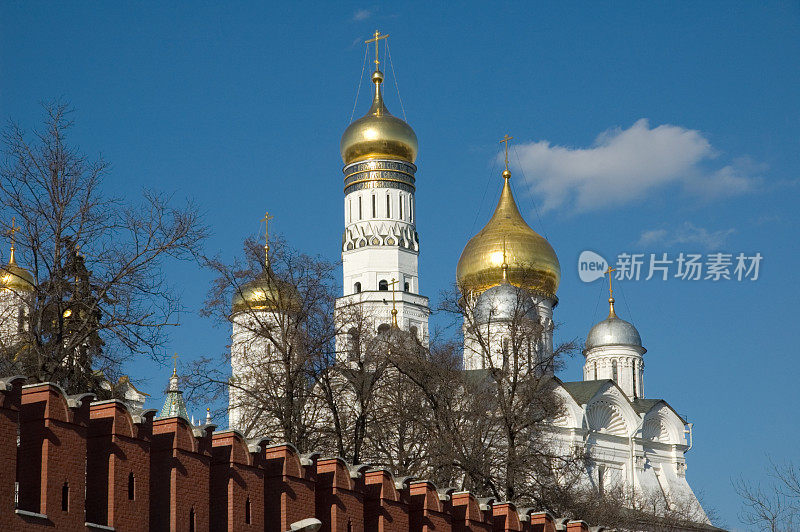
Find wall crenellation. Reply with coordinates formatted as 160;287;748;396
0;375;597;532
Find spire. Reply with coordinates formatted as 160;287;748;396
261;212;274;269
6;217;20;266
160;354;189;420
389;277;399;328
604;267;618;318
500;134;513;180
365;30;389;100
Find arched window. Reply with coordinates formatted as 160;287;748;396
632;363;637;398
409;325;418;339
128;472;135;500
348;198;351;223
358;196;362;220
189;507;196;532
17;307;24;333
410;199;414;222
386;194;390;218
403;281;409;292
372;195;376;218
245;497;251;524
593;362;597;380
612;360;618;383
61;481;69;512
353;282;361;293
378;279;388;291
399;195;404;220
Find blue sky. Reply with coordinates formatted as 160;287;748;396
2;2;798;528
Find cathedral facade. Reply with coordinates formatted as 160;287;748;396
226;34;708;521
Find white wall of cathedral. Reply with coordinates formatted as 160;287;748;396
549;383;706;521
462;294;554;372
0;290;30;348
583;345;645;399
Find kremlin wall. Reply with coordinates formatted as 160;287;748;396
0;376;604;532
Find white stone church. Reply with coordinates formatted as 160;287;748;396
222;35;709;520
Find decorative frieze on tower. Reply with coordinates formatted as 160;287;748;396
335;31;430;349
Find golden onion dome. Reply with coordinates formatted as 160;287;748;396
457;170;560;299
231;270;302;314
340;70;418;166
1;247;34;292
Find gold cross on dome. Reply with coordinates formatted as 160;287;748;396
261;212;274;242
172;352;179;374
604;267;616;298
388;277;399;327
6;217;19;246
499;134;514;172
365;30;389;69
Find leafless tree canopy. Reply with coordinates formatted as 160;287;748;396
0;102;207;393
735;458;800;531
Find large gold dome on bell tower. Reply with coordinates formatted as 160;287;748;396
340;31;417;166
457;165;560;299
340;70;417;166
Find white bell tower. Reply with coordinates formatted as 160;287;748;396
335;31;430;352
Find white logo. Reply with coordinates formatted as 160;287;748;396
578;251;609;283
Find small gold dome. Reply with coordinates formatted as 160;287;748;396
1;248;34;293
457;173;560;298
340;70;418;165
231;271;301;314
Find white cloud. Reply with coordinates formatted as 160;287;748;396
353;9;371;21
637;222;735;250
511;119;760;212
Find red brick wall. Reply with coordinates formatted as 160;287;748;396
364;469;410;532
87;400;153;531
0;377;600;531
211;431;264;531
0;377;23;531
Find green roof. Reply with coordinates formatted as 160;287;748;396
158;370;189;420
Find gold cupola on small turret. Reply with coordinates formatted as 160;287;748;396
340;31;418;166
231;213;301;314
1;218;34;293
457;135;560;299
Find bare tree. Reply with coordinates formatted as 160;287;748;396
0;101;207;393
187;235;338;452
735;458;800;531
387;283;585;504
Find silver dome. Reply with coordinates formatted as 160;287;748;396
473;283;539;324
585;315;643;350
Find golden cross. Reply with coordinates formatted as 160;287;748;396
388;277;399;327
499;134;513;172
604;267;616;299
6;217;19;247
261;212;274;242
172;352;179;374
365;30;389;70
